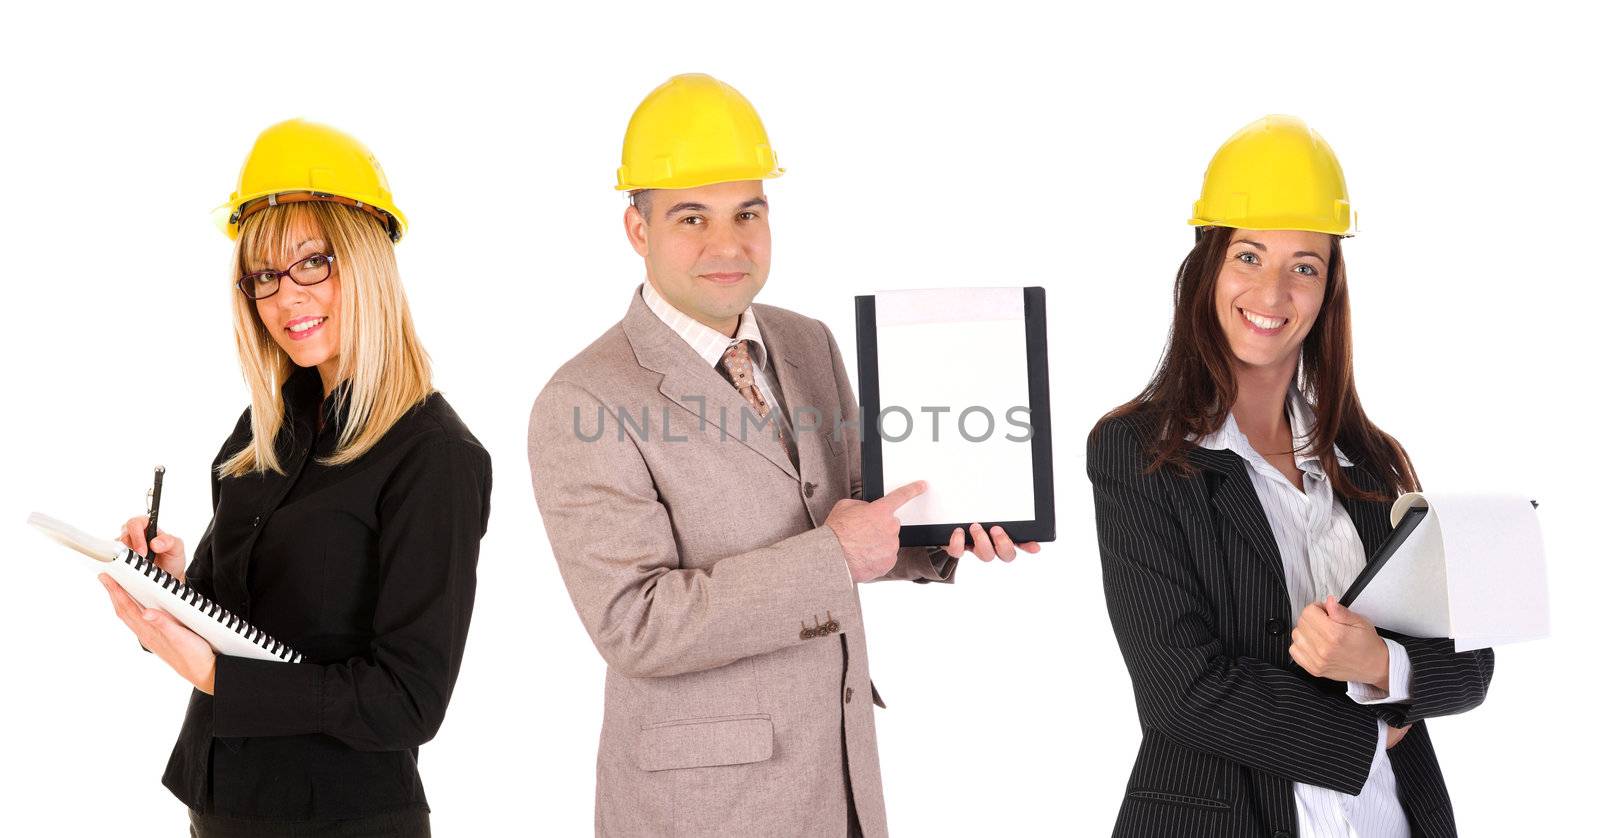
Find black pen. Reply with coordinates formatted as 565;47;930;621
145;465;165;555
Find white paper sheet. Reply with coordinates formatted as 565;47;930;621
1349;492;1548;652
1433;493;1549;652
873;288;1036;525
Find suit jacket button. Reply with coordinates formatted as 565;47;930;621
251;515;261;528
1266;618;1286;637
804;481;816;498
845;687;854;703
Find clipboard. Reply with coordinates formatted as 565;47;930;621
855;286;1054;547
1338;495;1546;652
1339;504;1430;608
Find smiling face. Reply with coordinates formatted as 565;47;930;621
1213;227;1332;375
624;179;771;336
245;213;342;383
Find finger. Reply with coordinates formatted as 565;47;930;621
874;480;928;511
102;577;152;638
145;608;186;638
990;526;1017;562
968;523;997;562
1325;597;1368;628
946;528;965;557
100;574;138;614
121;517;150;553
1292;604;1331;633
1017;541;1043;554
1288;642;1310;672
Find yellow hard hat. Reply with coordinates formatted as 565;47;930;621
1189;115;1355;237
216;118;407;242
616;73;783;191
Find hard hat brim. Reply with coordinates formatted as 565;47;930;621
615;167;784;192
1187;216;1356;238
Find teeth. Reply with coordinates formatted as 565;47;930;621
1243;310;1286;330
289;317;325;333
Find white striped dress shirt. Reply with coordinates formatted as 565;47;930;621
640;281;796;452
1196;387;1414;838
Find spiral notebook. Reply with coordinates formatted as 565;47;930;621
27;512;303;663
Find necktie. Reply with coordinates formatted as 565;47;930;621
719;340;794;464
719;340;770;418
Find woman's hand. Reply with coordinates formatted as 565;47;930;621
1386;723;1412;750
1289;596;1390;689
100;574;216;694
118;516;186;581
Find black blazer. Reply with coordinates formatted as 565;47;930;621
1087;412;1493;838
162;368;492;822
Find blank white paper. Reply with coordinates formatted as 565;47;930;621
1431;493;1550;652
873;288;1036;526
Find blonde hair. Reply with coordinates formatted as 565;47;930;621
220;201;433;477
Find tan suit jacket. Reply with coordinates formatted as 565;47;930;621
528;286;955;837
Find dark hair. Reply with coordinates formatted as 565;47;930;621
1093;226;1418;501
629;189;654;220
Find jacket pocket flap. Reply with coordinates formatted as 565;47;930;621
1126;788;1230;811
637;714;774;772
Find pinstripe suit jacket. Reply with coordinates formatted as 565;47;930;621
1087;412;1494;838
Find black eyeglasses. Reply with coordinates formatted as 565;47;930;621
237;253;336;300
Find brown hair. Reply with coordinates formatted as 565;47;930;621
1095;226;1418;501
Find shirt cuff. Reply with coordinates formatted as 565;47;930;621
1347;638;1413;705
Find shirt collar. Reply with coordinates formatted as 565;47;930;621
1193;386;1353;473
280;365;352;438
640;280;769;371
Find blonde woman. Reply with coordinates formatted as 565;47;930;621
100;120;490;837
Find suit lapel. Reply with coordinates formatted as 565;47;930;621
1187;445;1291;595
754;312;832;491
622;288;800;481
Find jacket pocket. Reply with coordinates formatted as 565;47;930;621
636;713;774;772
1125;788;1231;811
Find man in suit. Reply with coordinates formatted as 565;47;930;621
528;73;1038;837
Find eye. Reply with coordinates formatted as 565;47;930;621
737;210;759;222
302;255;328;270
680;215;705;226
1293;263;1319;277
252;272;277;287
1235;251;1260;265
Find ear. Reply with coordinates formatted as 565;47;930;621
624;204;650;258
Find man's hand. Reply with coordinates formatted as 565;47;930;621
944;523;1042;563
826;481;926;582
1289;596;1389;688
100;574;216;694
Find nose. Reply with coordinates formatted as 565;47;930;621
1258;268;1293;307
275;274;313;306
705;219;741;259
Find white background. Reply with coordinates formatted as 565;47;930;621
2;3;1594;835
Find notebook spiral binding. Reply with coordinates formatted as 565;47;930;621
124;550;304;664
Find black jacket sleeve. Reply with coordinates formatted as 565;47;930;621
208;436;491;751
1373;631;1494;727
